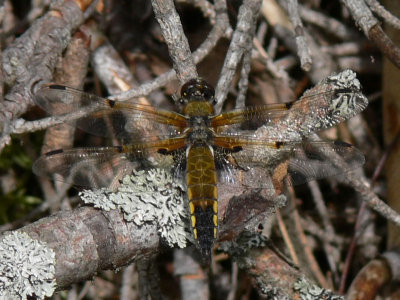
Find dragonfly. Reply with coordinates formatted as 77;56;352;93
33;70;368;261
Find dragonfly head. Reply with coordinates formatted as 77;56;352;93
180;78;215;105
179;78;217;117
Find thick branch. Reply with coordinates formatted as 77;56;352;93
18;206;159;291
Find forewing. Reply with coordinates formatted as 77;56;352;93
34;84;188;141
212;70;368;136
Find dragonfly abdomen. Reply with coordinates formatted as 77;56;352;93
186;144;218;261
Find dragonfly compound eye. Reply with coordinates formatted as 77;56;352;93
181;78;215;102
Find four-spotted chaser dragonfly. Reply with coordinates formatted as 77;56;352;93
33;70;368;261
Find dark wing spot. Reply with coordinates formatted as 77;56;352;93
232;146;243;152
107;99;115;108
285;101;294;109
45;149;64;156
49;85;67;90
334;88;355;95
334;140;351;147
158;148;169;155
275;141;285;149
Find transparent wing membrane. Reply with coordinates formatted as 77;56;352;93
213;90;367;138
32;137;185;188
212;70;368;136
35;84;188;141
33;147;133;188
214;139;365;189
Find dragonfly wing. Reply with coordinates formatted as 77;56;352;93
214;135;365;189
35;84;188;141
33;147;134;188
285;140;365;185
33;137;186;188
212;70;368;136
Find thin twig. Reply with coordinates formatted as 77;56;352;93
292;208;329;288
365;0;400;30
321;42;364;56
299;4;358;40
351;175;400;226
273;24;336;83
341;0;400;69
301;216;348;246
253;37;291;81
215;0;262;113
307;181;340;283
236;9;257;109
236;49;251;109
151;0;198;84
276;208;299;265
287;0;312;71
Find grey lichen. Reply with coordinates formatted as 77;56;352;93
80;168;189;248
293;277;344;300
79;188;117;211
0;231;56;299
259;286;290;300
219;231;271;270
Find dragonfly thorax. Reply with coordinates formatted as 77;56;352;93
182;101;215;117
186;122;214;144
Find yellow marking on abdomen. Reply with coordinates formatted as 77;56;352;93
186;144;218;258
